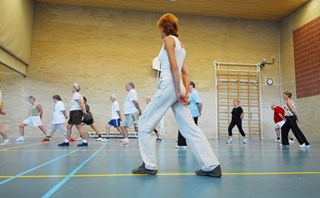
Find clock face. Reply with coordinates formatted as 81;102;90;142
266;78;274;85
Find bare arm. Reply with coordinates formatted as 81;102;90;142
77;99;88;114
240;113;244;121
62;110;68;119
181;61;190;104
0;102;5;115
133;100;142;115
38;104;43;119
117;110;122;121
198;103;203;115
286;100;299;121
278;113;285;120
164;36;181;97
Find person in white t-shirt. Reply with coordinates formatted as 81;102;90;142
119;82;142;145
42;95;68;142
16;96;48;142
0;90;10;146
58;83;89;147
98;94;122;142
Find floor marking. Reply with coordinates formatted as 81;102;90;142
42;143;107;198
1;171;320;179
0;142;45;152
222;172;320;175
0;148;80;186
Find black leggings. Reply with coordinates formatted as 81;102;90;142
228;119;245;137
177;117;198;146
281;116;309;145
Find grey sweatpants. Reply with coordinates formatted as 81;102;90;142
48;123;67;137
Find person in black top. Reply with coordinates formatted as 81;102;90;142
80;97;101;139
227;99;247;144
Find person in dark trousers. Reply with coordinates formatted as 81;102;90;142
227;98;247;144
271;104;294;143
176;81;202;149
281;90;310;148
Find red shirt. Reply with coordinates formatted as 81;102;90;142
274;106;285;123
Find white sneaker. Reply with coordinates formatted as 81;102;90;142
76;137;83;141
121;138;129;146
0;140;10;147
299;143;310;148
96;137;103;141
243;138;248;144
274;138;281;143
226;138;233;144
101;138;109;142
289;139;294;144
16;136;24;142
175;145;187;149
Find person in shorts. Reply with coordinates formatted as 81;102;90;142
119;82;141;145
98;94;122;142
0;90;10;146
79;96;101;140
16;96;48;142
58;83;88;147
271;104;294;143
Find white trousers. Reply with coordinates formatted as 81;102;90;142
159;116;165;135
48;123;67;137
138;76;220;171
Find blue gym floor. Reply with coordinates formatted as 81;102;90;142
0;137;319;198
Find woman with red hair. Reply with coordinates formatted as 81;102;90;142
132;13;221;177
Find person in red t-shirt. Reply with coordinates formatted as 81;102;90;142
271;105;294;143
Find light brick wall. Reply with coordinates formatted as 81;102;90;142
0;3;281;139
280;0;320;140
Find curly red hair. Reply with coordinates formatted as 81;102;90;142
157;13;179;37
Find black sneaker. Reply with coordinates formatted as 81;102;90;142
132;163;158;175
58;142;69;146
195;165;222;178
77;142;88;147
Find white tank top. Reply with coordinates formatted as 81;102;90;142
157;35;186;78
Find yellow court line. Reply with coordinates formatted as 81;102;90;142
2;150;100;152
223;172;320;175
0;142;45;152
1;171;320;179
0;148;140;152
0;140;63;152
